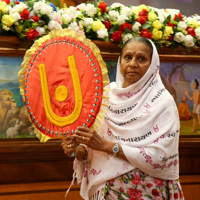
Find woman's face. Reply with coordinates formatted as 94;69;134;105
120;41;152;88
193;81;197;89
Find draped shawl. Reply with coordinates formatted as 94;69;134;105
73;40;180;200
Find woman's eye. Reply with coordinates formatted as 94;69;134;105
138;57;146;62
125;55;131;60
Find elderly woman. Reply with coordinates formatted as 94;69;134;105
61;37;184;200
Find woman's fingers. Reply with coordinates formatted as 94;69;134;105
61;135;78;157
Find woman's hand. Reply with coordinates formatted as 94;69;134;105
61;135;77;157
75;126;107;151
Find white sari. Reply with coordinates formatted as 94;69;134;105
73;40;180;200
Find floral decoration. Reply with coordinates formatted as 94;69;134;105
0;0;200;50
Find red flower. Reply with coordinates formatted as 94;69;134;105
76;8;80;11
111;31;122;42
15;1;20;4
120;22;132;33
131;173;142;185
174;192;179;199
20;9;30;20
186;27;196;37
98;2;107;13
26;29;39;40
31;15;40;22
152;188;159;197
140;29;152;39
168;35;173;41
174;13;183;21
139;9;148;19
137;16;146;25
102;20;112;31
179;191;184;198
120;188;124;193
1;0;10;4
167;21;175;29
147;183;153;188
127;188;142;199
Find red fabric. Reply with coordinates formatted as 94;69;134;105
24;36;103;138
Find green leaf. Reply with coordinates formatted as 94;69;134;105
109;24;120;34
142;185;146;191
124;28;132;34
23;20;31;29
41;15;50;25
148;26;154;33
62;24;68;29
0;26;4;35
98;15;104;21
0;10;3;21
142;22;152;29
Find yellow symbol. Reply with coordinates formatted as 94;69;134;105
55;85;68;102
38;55;83;127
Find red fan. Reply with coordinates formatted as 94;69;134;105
18;29;109;142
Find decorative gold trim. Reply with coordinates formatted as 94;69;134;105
18;28;110;142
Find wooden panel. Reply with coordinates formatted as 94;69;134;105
180;175;200;200
1;36;200;63
0;181;83;200
0;136;199;184
0;176;199;200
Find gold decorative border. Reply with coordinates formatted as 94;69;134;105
18;29;110;142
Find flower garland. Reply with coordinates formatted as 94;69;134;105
0;0;200;50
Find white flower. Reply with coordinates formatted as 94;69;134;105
29;11;35;18
76;3;86;11
165;8;180;19
83;18;94;27
3;25;10;31
110;3;125;9
9;3;27;13
48;20;62;31
195;28;200;40
36;27;46;36
109;10;119;20
85;4;97;17
184;35;194;47
67;6;79;18
10;12;20;21
117;15;128;25
40;4;53;17
121;7;132;17
177;21;187;30
68;21;79;31
132;22;141;32
33;2;53;17
174;32;185;43
62;13;73;23
33;2;44;12
156;8;168;22
122;33;133;43
97;29;108;39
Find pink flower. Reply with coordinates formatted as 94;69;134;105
153;178;164;186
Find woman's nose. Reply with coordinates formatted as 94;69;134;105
129;58;137;68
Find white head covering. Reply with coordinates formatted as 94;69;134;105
74;38;180;200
